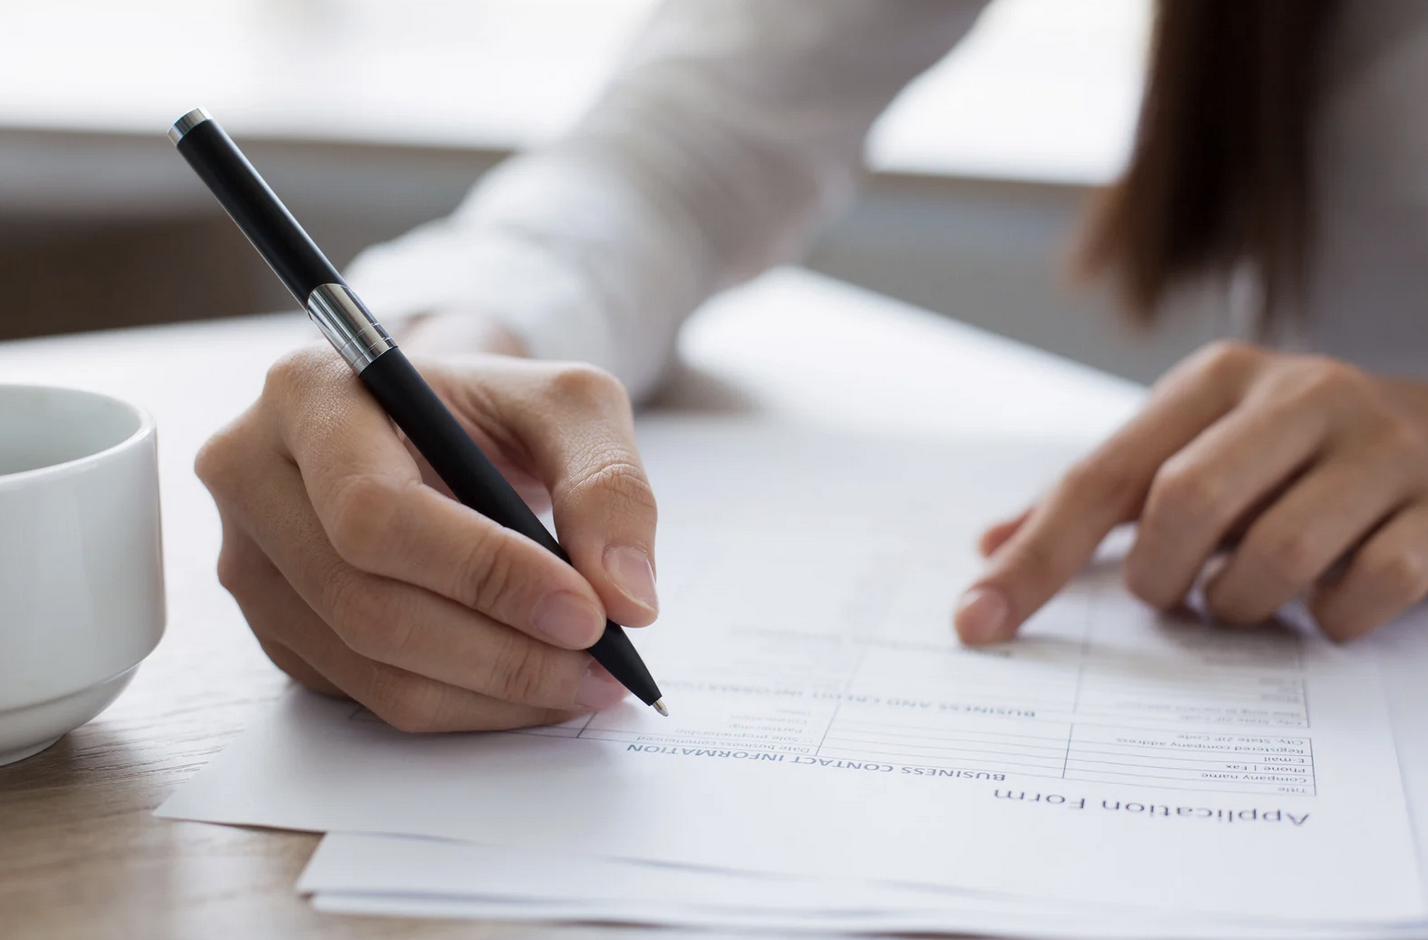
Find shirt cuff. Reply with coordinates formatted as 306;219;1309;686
343;221;619;381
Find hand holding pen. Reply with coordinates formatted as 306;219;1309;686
175;110;666;730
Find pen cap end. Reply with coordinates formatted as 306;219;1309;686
169;108;213;145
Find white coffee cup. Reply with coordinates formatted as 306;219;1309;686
0;384;165;766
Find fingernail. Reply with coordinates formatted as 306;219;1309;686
575;663;628;710
533;591;604;648
956;586;1009;644
604;546;659;615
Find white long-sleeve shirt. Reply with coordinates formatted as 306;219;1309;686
346;0;1428;398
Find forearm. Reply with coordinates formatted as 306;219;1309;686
348;0;989;400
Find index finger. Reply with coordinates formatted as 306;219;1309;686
955;343;1255;644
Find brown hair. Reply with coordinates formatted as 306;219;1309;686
1077;0;1338;321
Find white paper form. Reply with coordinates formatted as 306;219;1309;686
301;830;1428;939
158;420;1428;926
312;889;1300;939
308;603;1428;940
301;832;1060;935
300;604;1428;938
308;893;1419;940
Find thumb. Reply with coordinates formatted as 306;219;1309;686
502;363;660;628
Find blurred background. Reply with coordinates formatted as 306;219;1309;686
0;0;1224;383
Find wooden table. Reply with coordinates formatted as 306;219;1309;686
0;270;1140;939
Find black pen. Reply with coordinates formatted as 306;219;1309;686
169;107;666;717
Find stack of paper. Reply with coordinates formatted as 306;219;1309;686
158;419;1428;937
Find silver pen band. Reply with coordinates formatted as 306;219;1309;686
305;284;395;371
168;107;212;145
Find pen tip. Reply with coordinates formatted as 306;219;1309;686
652;699;669;717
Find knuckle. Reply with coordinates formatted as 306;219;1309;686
324;569;413;663
1122;556;1173;610
1060;455;1139;510
214;543;248;596
1272;357;1371;410
1207;593;1265;627
1146;463;1222;525
1193;340;1259;384
253;637;309;684
263;347;332;398
1313;603;1373;642
547;363;628;408
481;636;564;705
366;671;446;734
1387;421;1428;453
1120;559;1154;606
1361;547;1428;602
324;473;409;570
569;456;658;517
192;434;227;489
1304;359;1367;398
459;528;520;614
193;421;248;494
1374;422;1428;466
1249;527;1318;588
